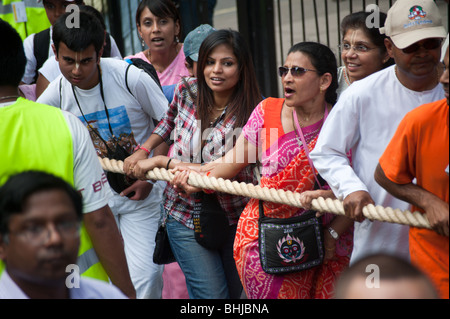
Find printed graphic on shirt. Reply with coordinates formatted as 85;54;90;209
78;105;138;157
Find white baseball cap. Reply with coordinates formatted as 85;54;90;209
380;0;447;49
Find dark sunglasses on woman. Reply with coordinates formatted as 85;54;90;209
278;66;318;78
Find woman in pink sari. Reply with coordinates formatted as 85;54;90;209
172;42;353;299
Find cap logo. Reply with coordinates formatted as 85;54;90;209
408;5;427;20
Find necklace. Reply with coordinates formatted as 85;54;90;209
0;95;20;102
293;109;324;128
146;49;152;65
209;106;227;126
343;67;352;86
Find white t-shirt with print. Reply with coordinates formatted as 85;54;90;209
37;57;169;213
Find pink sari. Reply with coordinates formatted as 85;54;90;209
235;98;352;299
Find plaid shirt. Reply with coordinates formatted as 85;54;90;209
153;78;257;229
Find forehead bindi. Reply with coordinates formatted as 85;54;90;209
59;43;96;61
343;28;372;45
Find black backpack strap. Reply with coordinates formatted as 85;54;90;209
33;28;51;83
125;63;134;96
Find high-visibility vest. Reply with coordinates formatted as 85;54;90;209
0;0;50;40
0;98;109;282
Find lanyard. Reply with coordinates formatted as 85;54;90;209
292;103;329;189
71;65;116;139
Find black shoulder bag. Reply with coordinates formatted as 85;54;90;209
258;109;328;275
192;118;230;250
71;67;137;196
258;179;324;275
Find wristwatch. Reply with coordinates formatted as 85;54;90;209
327;227;339;240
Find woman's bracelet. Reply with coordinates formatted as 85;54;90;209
166;158;173;170
134;144;151;156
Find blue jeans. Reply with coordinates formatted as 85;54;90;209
166;214;242;299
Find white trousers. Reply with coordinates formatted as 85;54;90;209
110;182;164;299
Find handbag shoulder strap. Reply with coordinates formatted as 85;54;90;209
259;200;266;219
293;105;328;190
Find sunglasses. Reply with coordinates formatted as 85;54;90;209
401;38;442;54
278;66;317;78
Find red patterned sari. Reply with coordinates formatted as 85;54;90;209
234;98;352;299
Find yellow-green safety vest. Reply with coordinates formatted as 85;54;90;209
0;0;50;40
0;98;109;282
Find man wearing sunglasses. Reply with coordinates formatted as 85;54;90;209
374;46;449;298
310;0;446;265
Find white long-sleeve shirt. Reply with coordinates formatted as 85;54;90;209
310;65;444;263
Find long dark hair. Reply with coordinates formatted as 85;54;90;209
288;42;338;105
196;29;262;133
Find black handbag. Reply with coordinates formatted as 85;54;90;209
153;205;176;265
258;200;324;275
104;140;137;195
193;192;230;250
153;223;176;265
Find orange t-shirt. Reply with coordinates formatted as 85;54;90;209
379;99;449;298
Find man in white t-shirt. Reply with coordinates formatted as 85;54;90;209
310;0;446;264
0;18;135;298
37;11;169;299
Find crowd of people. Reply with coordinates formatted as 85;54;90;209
0;0;448;300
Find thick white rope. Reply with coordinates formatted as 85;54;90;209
99;157;432;230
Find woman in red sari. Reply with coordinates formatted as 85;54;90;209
172;42;353;299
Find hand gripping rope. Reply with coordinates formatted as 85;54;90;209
99;157;433;231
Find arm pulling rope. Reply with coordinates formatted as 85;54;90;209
99;157;432;230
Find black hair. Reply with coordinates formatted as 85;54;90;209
288;42;338;105
0;19;26;87
79;5;106;30
196;29;262;133
78;5;112;57
334;253;439;299
0;171;83;235
185;56;194;69
42;0;84;5
136;0;182;39
52;10;105;58
341;11;394;68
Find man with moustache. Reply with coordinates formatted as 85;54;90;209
310;0;446;264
